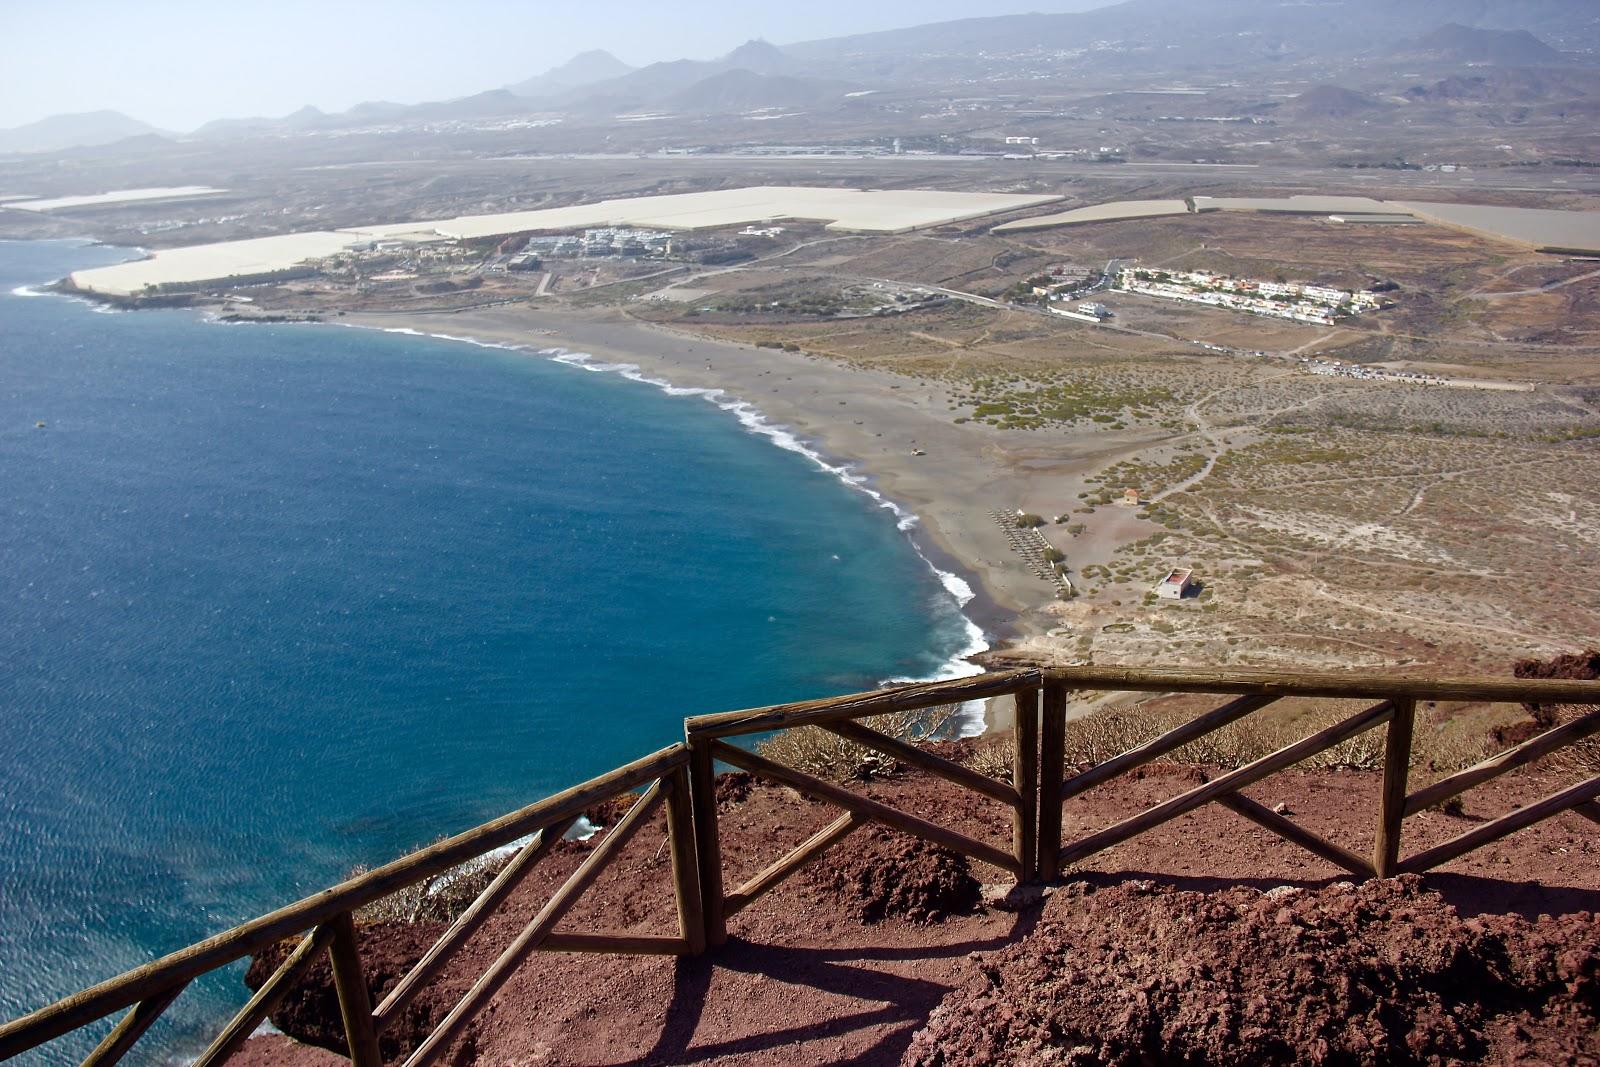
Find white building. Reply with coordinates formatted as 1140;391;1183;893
1153;568;1195;600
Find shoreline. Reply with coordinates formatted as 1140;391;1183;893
25;238;1071;731
327;304;1072;730
338;305;1060;625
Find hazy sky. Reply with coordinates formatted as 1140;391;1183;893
1;0;1106;131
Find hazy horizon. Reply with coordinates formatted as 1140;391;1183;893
0;0;1111;131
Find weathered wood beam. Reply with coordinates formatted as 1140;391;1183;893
191;926;334;1067
401;780;668;1067
328;913;381;1067
0;744;688;1061
1038;683;1067;883
711;741;1019;874
1397;775;1600;875
1404;708;1600;817
685;669;1040;739
1013;688;1040;882
665;765;706;955
1061;694;1280;801
1043;666;1600;705
1215;793;1374;878
1374;699;1417;877
1058;700;1394;868
687;742;727;949
822;720;1018;806
374;819;575;1032
79;982;187;1067
724;812;863;916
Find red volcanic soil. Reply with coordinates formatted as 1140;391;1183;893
906;877;1599;1066
236;756;1599;1066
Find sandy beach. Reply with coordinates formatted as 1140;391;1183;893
337;305;1173;710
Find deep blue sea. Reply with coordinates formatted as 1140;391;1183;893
0;240;979;1061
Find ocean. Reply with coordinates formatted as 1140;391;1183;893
0;240;981;1060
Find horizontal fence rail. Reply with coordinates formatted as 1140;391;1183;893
1030;667;1600;884
3;665;1597;1065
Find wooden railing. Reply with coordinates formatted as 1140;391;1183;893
1031;666;1600;882
2;665;1596;1064
0;744;699;1067
683;669;1039;945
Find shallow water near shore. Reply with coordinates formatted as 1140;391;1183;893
0;241;979;1059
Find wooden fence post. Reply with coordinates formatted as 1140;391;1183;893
665;766;707;955
687;741;727;948
1373;698;1417;878
1039;683;1067;883
1013;687;1040;883
327;912;382;1067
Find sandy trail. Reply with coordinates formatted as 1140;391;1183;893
1467;266;1600;300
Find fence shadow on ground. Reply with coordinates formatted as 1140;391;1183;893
639;908;1043;1067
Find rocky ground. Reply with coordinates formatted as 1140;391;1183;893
234;747;1598;1067
905;876;1599;1066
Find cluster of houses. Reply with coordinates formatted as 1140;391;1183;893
520;228;675;261
1115;268;1384;326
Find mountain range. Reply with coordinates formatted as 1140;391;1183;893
3;0;1597;154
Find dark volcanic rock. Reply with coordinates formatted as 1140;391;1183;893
903;877;1600;1066
1514;648;1600;686
806;828;981;925
1506;648;1600;747
246;921;444;1061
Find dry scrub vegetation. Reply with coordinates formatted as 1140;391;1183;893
752;705;963;783
1042;367;1600;673
353;849;513;926
1055;698;1493;778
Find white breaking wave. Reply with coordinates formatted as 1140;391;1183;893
12;281;126;313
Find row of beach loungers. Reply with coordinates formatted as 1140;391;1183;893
990;509;1072;591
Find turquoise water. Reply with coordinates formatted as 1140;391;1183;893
0;241;979;1060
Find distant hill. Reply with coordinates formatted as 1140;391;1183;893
0;110;161;155
569;40;809;111
1290;85;1384;118
404;89;539;121
193;110;319;138
1405;67;1599;103
344;101;411;122
721;40;795;75
30;0;1600;149
194;89;540;140
281;105;331;130
507;50;635;98
1399;23;1565;64
667;70;849;114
